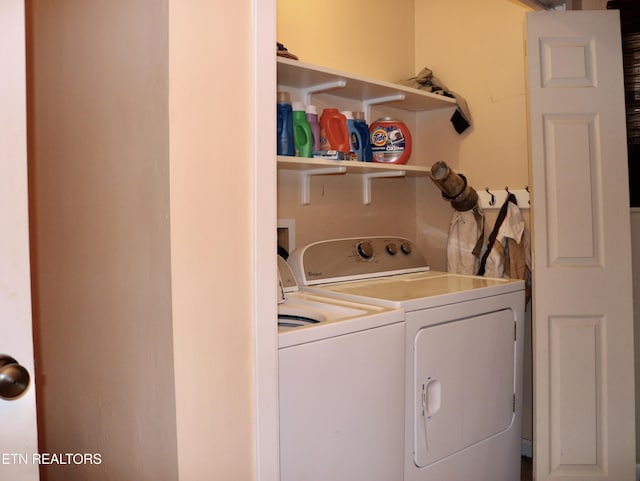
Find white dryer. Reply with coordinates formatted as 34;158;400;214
289;237;525;481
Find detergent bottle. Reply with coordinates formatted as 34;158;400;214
353;111;373;162
292;102;313;158
319;108;350;155
277;92;295;156
305;104;321;152
341;110;362;160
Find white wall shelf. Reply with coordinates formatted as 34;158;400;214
276;58;448;205
277;57;456;121
278;156;431;205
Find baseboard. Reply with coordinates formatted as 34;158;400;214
521;438;533;458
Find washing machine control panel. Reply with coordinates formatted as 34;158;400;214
289;236;429;285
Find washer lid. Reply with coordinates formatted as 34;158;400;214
277;292;403;348
278;255;299;293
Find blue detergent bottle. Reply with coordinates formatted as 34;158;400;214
277;92;295;156
353;111;373;162
341;110;362;161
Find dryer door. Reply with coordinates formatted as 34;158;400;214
412;308;516;467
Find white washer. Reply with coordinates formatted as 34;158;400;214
289;237;525;481
277;256;405;481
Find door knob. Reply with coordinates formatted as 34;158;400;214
0;355;31;400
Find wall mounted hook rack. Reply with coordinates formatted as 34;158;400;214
477;187;530;210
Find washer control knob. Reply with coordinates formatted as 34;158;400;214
386;243;398;255
357;241;374;260
400;241;412;255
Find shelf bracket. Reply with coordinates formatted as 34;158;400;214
300;166;347;205
363;94;406;123
361;170;406;205
301;80;347;105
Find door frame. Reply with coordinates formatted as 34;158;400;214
252;0;279;480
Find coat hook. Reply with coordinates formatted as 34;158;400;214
485;187;496;206
525;185;530;204
505;185;511;195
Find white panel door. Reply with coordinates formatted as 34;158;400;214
526;10;635;481
0;1;40;480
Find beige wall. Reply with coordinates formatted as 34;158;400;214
414;0;530;191
29;0;259;479
276;0;424;255
284;0;532;201
277;0;416;82
28;1;178;480
29;0;260;479
168;1;257;479
276;0;531;259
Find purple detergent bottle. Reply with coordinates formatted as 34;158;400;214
306;104;321;153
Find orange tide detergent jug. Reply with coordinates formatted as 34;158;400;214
319;108;350;155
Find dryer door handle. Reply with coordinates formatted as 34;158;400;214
423;379;442;416
421;379;442;452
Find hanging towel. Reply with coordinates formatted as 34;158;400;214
447;206;485;274
478;194;532;301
